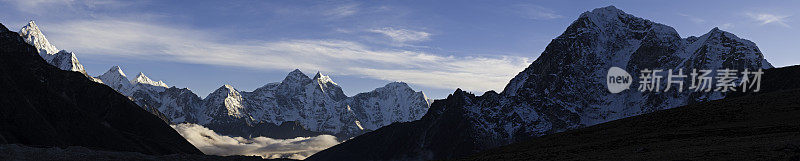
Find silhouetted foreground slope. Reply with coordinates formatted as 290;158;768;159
0;23;202;155
0;144;283;161
459;66;800;160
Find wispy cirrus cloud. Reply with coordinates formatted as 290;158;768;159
678;13;705;24
47;19;531;92
718;23;734;30
747;13;791;27
324;2;359;18
368;27;431;43
2;0;72;11
2;0;135;15
514;4;563;20
270;1;361;20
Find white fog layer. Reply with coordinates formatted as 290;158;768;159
171;123;340;160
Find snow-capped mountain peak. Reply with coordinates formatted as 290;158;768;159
284;69;312;83
18;21;88;74
683;26;774;70
19;20;58;57
313;71;337;85
51;50;86;73
343;81;430;130
583;5;623;17
275;69;315;97
93;66;430;139
309;6;776;160
222;84;236;91
578;6;629;28
97;66;132;93
204;84;248;119
308;71;347;101
107;66;127;77
383;82;412;90
132;72;169;87
496;3;774;151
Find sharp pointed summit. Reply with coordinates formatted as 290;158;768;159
684;25;774;70
107;66;127;77
222;84;237;91
51;50;86;73
585;5;624;16
19;20;58;57
204;84;247;120
313;71;324;79
310;71;346;101
97;66;132;93
383;82;411;89
132;72;169;87
208;84;240;98
18;20;88;74
0;23;204;155
284;69;311;82
312;71;338;85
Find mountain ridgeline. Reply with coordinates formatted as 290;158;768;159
458;65;800;160
95;67;431;139
18;21;91;78
15;20;432;140
0;22;202;155
307;6;773;161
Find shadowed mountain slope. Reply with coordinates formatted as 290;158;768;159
460;66;800;160
0;23;202;155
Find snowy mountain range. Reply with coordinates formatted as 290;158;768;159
308;6;774;161
18;20;431;139
95;67;430;138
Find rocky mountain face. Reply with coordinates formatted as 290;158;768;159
461;65;800;161
19;21;87;75
94;66;193;123
343;82;432;130
308;6;773;161
96;67;431;139
0;22;202;155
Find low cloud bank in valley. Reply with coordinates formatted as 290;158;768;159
171;123;340;160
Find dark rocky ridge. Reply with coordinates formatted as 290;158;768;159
460;66;800;160
0;22;202;155
0;144;290;161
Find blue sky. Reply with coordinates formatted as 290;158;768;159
0;0;797;99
